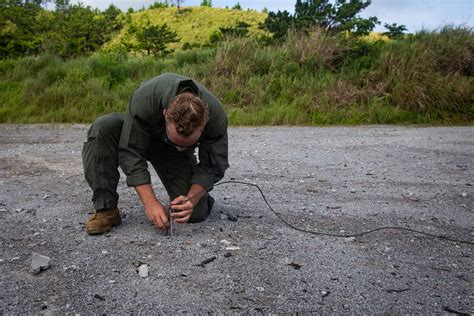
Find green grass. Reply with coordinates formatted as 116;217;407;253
105;6;269;52
1;26;473;125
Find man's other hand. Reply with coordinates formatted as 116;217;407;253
145;203;169;230
170;195;193;223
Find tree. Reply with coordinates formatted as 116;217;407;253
0;2;43;57
170;0;184;10
232;2;241;10
200;0;211;7
383;22;407;39
135;22;179;56
262;10;293;39
149;1;168;9
219;21;250;38
103;4;122;33
41;3;113;57
264;0;379;39
54;0;69;12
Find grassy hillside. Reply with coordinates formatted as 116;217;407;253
105;6;269;51
1;26;472;125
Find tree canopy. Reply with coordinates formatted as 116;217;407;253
0;1;124;58
264;0;380;39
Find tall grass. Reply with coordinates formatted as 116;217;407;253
1;26;472;124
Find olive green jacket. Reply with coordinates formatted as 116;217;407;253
118;73;229;190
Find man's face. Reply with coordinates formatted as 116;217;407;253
163;109;203;151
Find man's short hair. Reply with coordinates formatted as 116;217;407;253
167;93;209;136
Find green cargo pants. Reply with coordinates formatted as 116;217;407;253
82;112;214;223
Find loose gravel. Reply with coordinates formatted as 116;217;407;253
0;124;472;314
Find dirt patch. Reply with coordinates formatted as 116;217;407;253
0;124;472;313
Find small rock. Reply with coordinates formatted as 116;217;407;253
108;280;116;284
225;246;240;251
219;214;229;220
16;208;24;212
10;257;20;262
350;189;356;193
0;208;6;212
288;262;302;270
461;192;467;198
101;250;109;255
256;286;265;292
220;239;231;245
63;265;78;272
94;294;105;301
223;252;232;258
321;290;330;298
300;207;306;210
344;237;356;242
31;252;51;275
43;194;50;200
227;214;238;221
138;264;149;278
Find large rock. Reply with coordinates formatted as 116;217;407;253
138;264;148;278
31;252;51;275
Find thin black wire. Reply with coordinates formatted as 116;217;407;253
182;180;473;245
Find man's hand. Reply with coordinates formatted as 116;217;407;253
134;184;169;230
170;195;193;223
145;202;169;230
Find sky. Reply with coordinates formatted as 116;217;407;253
72;0;473;33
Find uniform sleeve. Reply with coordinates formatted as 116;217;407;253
191;117;229;190
118;89;153;187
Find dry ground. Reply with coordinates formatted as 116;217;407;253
0;125;473;313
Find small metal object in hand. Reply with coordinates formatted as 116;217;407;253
168;206;173;239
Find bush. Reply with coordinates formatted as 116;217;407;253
283;27;349;71
1;25;472;125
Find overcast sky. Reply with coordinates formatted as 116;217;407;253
71;0;473;33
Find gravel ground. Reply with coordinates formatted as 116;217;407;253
0;124;473;314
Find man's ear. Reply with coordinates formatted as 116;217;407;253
163;109;167;118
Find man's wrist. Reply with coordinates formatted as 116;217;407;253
187;184;206;207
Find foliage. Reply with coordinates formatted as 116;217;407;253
200;0;212;7
1;26;472;125
170;0;185;10
264;0;379;39
219;21;250;38
262;10;293;40
148;1;169;9
0;2;43;57
135;22;179;56
383;23;407;39
0;1;124;58
106;7;268;51
232;2;242;10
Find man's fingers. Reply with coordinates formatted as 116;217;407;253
171;209;192;219
174;214;191;224
171;201;193;211
171;195;187;205
159;212;169;229
150;212;169;230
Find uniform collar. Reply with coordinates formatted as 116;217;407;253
162;78;202;109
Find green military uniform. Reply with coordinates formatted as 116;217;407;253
82;73;229;222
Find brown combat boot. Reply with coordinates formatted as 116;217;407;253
86;208;121;235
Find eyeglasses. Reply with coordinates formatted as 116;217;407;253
164;124;200;151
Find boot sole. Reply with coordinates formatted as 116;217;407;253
87;226;112;235
86;214;122;235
